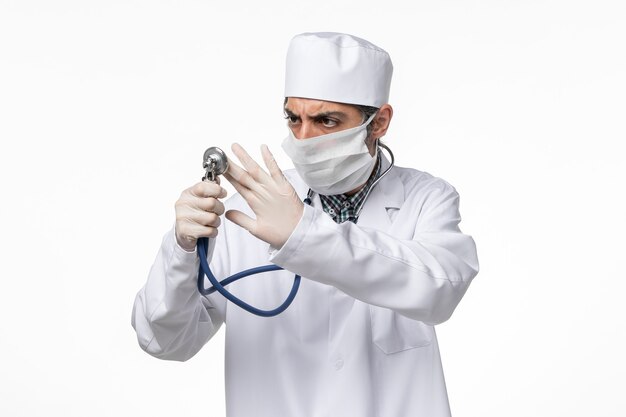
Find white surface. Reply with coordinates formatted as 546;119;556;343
1;1;624;416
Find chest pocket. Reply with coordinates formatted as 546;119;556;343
370;306;433;354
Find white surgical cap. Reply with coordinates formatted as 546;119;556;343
284;32;393;108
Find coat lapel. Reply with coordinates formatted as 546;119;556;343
357;155;404;230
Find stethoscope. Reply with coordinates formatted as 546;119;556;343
196;143;395;317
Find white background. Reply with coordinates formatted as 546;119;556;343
1;1;625;416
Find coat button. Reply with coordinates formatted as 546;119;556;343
334;359;344;370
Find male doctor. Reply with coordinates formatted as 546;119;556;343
132;32;479;417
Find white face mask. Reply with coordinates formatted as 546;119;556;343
281;114;377;195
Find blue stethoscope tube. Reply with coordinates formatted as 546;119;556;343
196;237;302;317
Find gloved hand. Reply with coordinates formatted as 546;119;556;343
223;143;304;249
174;180;227;252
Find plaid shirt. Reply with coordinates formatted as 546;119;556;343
319;153;382;224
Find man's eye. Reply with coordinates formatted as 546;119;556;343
321;118;337;128
285;115;299;124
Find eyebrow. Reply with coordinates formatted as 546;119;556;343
284;108;349;120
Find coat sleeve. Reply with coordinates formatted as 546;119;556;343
269;177;479;325
131;229;225;361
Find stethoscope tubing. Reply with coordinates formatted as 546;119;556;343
197;237;302;317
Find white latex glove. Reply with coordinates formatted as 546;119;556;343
223;143;304;249
174;179;227;252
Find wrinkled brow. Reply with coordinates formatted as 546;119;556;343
284;108;349;120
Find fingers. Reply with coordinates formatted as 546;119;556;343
225;209;256;233
174;212;221;251
177;209;221;229
190;181;227;199
223;157;248;184
174;181;228;251
260;144;286;184
179;182;226;215
223;154;270;204
223;163;256;201
175;197;223;229
194;196;225;216
231;143;263;177
231;142;277;188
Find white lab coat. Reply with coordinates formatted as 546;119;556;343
132;156;479;417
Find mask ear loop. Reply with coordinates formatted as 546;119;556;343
363;112;377;128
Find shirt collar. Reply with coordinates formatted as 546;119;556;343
317;152;382;223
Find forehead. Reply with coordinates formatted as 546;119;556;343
285;97;361;117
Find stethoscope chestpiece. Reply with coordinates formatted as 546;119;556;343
202;147;229;182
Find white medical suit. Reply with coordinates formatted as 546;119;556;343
132;156;479;417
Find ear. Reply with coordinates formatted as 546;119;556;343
371;104;393;139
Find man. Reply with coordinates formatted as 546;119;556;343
132;32;479;417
